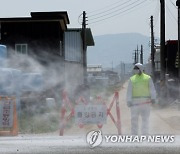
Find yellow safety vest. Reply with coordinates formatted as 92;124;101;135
130;73;151;98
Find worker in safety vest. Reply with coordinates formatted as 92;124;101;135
126;63;156;135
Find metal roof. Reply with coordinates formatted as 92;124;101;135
30;11;69;24
0;11;70;30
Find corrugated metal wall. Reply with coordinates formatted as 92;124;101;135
64;31;83;62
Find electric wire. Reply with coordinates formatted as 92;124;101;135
88;0;134;17
78;13;83;25
170;0;177;9
146;1;159;29
153;0;160;27
87;0;127;14
166;3;177;24
88;0;141;21
152;1;160;45
88;0;148;25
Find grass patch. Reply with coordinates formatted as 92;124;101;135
18;83;122;133
18;107;59;134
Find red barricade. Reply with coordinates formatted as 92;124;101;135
59;91;74;136
59;91;121;136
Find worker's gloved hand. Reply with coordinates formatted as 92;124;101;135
151;99;156;104
127;101;132;107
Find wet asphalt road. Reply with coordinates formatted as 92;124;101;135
0;135;180;154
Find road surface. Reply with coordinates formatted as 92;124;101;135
65;82;180;135
0;82;180;153
0;135;180;154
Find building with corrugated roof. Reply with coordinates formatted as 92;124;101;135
0;11;94;98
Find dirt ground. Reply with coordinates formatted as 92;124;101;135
61;82;180;136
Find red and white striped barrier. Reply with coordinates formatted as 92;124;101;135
59;91;121;136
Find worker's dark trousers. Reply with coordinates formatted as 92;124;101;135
130;104;151;135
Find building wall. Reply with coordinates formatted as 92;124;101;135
64;31;83;63
0;22;86;98
0;21;66;92
0;22;64;59
64;31;84;95
165;41;178;78
87;65;102;73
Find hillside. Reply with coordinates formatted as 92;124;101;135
87;33;151;68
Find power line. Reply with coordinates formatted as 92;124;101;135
146;1;159;28
88;0;141;21
87;0;127;14
88;0;134;17
88;0;147;24
170;0;178;9
78;13;83;25
166;3;177;24
88;0;148;25
153;0;160;27
145;1;159;29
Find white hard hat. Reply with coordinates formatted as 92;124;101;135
134;63;143;72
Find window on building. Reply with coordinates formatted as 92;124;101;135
15;44;28;54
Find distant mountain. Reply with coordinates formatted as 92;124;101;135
87;33;151;68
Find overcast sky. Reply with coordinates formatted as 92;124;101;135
0;0;178;40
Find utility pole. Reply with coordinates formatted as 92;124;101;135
150;16;155;78
140;45;143;64
112;61;114;71
134;46;140;64
132;52;136;65
176;0;180;99
123;63;126;77
120;62;125;82
121;62;125;76
82;11;87;84
134;49;137;64
137;45;139;63
160;0;165;80
120;61;123;76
